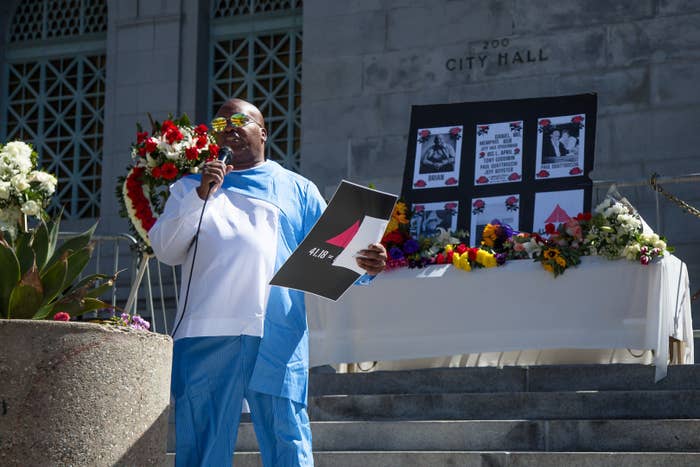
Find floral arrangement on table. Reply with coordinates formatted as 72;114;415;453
381;196;673;278
0;141;57;238
116;115;220;251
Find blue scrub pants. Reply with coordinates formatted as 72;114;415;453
171;335;314;467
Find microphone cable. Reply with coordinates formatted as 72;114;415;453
171;147;232;338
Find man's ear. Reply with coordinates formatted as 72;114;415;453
260;126;267;143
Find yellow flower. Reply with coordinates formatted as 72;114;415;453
458;254;471;271
444;244;454;253
481;223;497;247
452;251;460;265
542;262;554;273
544;248;560;260
476;249;497;268
385;218;399;233
555;256;566;267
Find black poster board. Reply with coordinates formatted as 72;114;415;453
401;93;597;245
270;181;397;301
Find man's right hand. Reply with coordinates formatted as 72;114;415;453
197;160;234;199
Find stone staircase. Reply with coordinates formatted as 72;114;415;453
228;364;700;466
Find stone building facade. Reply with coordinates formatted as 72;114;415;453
1;0;698;324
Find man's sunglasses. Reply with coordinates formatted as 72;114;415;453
210;113;263;132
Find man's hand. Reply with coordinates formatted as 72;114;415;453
355;243;387;276
197;160;234;199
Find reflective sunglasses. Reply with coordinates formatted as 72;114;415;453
210;113;263;132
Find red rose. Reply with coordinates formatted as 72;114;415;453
151;166;162;178
138;146;147;157
468;248;478;262
572;115;584;124
144;217;156;231
444;202;457;210
508;172;521;181
419;129;430;138
53;311;70;321
511;122;521;127
414;179;427;187
185;146;199;160
473;199;485;209
455;244;467;254
514;148;520;154
435;253;446;264
196;135;208;149
576;212;592;222
539;119;551;127
449;127;461;136
479;151;485;158
208;144;220;157
445;177;458;185
479;125;489;131
569;167;582;175
506;196;518;205
160;162;179;180
136;131;149;144
145;139;158;154
195;124;209;135
537;169;550;178
476;176;489;184
545;223;557;235
161;120;176;131
446;251;454;263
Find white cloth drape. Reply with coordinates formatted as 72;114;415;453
306;255;693;381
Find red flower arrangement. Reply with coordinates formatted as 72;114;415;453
117;114;219;250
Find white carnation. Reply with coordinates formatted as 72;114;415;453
654;240;667;250
20;199;41;216
0;141;33;173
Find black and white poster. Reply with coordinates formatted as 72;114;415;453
412;125;463;189
535;114;586;179
410;201;459;238
401;94;596;235
469;194;520;247
270;181;397;301
474;120;523;185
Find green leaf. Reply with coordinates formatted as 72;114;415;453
32;302;57;320
46;206;63;264
72;273;112;291
0;242;21;318
39;255;68;305
62;246;93;290
33;222;50;270
85;281;114;300
46;222;97;270
54;297;112;319
15;231;34;275
8;263;44;319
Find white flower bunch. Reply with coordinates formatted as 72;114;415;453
0;141;57;235
586;198;643;259
623;232;670;265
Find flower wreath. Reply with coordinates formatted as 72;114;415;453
117;115;219;251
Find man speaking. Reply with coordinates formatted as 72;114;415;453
149;98;387;466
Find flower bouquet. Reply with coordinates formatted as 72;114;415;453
116;115;220;251
0;141;56;238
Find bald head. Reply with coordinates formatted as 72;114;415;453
213;98;267;169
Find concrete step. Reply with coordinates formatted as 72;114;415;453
309;390;700;421
310;364;700;396
234;419;700;452
227;451;700;467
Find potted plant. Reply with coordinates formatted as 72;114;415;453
0;140;173;466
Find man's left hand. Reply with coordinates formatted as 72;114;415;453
355;243;387;276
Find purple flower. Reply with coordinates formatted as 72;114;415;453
402;238;420;255
389;247;404;260
495;253;507;265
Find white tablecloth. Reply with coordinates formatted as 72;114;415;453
306;255;693;381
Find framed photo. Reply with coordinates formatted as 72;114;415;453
535;114;586;179
533;189;584;234
469;194;520;247
474;120;523;186
412;125;463;189
410;201;459;238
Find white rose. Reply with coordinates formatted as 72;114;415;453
0;180;11;200
20;199;41;216
11;173;30;191
28;170;57;194
654;240;666;250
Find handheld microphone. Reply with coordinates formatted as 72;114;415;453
209;146;233;188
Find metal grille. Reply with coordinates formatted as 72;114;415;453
211;0;302;18
9;0;107;43
211;29;302;171
4;54;106;219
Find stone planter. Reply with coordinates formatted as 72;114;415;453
0;320;173;466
